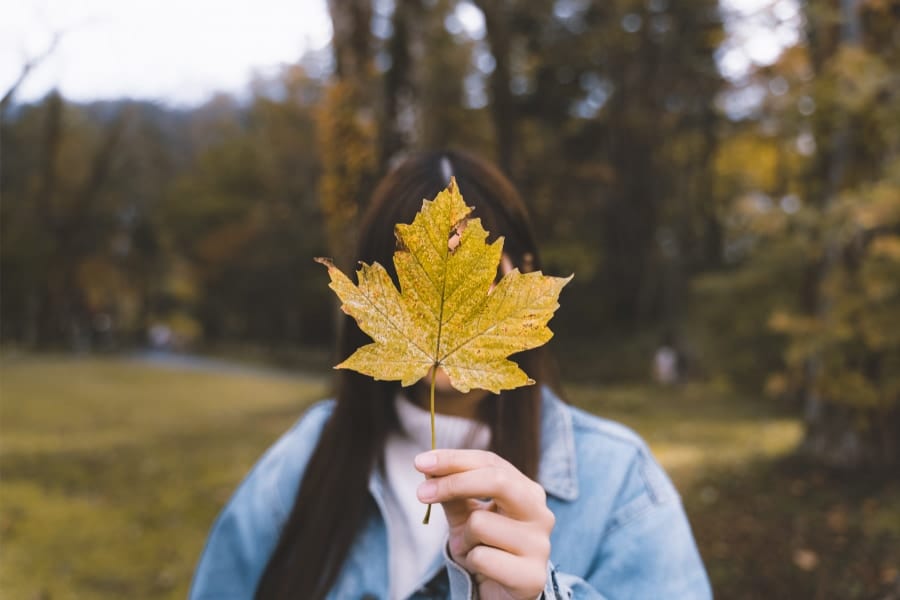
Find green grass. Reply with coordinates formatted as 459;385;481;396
0;356;327;600
1;356;897;598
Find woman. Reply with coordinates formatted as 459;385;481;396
189;150;712;599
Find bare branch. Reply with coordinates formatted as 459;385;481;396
0;32;64;120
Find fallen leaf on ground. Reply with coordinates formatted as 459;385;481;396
793;548;820;571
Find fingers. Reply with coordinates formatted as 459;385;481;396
450;509;551;559
465;545;549;599
440;496;493;528
441;498;497;529
415;448;512;476
414;450;553;599
417;464;549;521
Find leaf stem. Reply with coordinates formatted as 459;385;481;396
430;363;436;450
422;363;437;524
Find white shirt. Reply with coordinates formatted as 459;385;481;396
382;394;491;600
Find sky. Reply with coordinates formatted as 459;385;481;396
1;0;795;107
1;0;333;105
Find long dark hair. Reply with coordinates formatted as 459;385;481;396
255;150;552;599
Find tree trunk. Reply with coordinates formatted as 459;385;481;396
320;0;377;269
797;0;898;468
30;93;64;346
472;0;516;175
328;0;373;82
379;0;424;169
801;403;900;468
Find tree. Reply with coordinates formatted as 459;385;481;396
0;94;138;349
318;0;379;269
161;68;332;346
788;0;900;467
693;0;900;467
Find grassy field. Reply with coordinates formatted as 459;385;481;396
0;355;327;600
1;356;898;599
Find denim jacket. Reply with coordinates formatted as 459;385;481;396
190;388;712;599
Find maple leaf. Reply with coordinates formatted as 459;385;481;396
316;178;572;395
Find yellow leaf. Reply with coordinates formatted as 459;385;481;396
316;178;572;394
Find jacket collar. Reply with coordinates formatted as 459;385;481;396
538;386;580;501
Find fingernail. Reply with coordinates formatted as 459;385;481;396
418;480;438;502
415;452;437;469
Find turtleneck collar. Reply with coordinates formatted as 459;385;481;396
393;393;491;451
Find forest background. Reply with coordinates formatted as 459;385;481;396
2;0;899;598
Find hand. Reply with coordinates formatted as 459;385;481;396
415;449;555;600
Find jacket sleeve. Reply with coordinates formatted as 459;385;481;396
444;544;547;600
548;446;712;600
546;504;711;598
188;401;334;600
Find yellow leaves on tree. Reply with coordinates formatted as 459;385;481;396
317;178;572;395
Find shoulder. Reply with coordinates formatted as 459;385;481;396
567;402;648;450
263;398;335;463
189;400;335;599
203;398;335;524
566;404;658;473
569;402;677;503
275;398;336;441
250;399;336;518
543;393;679;533
541;391;711;597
